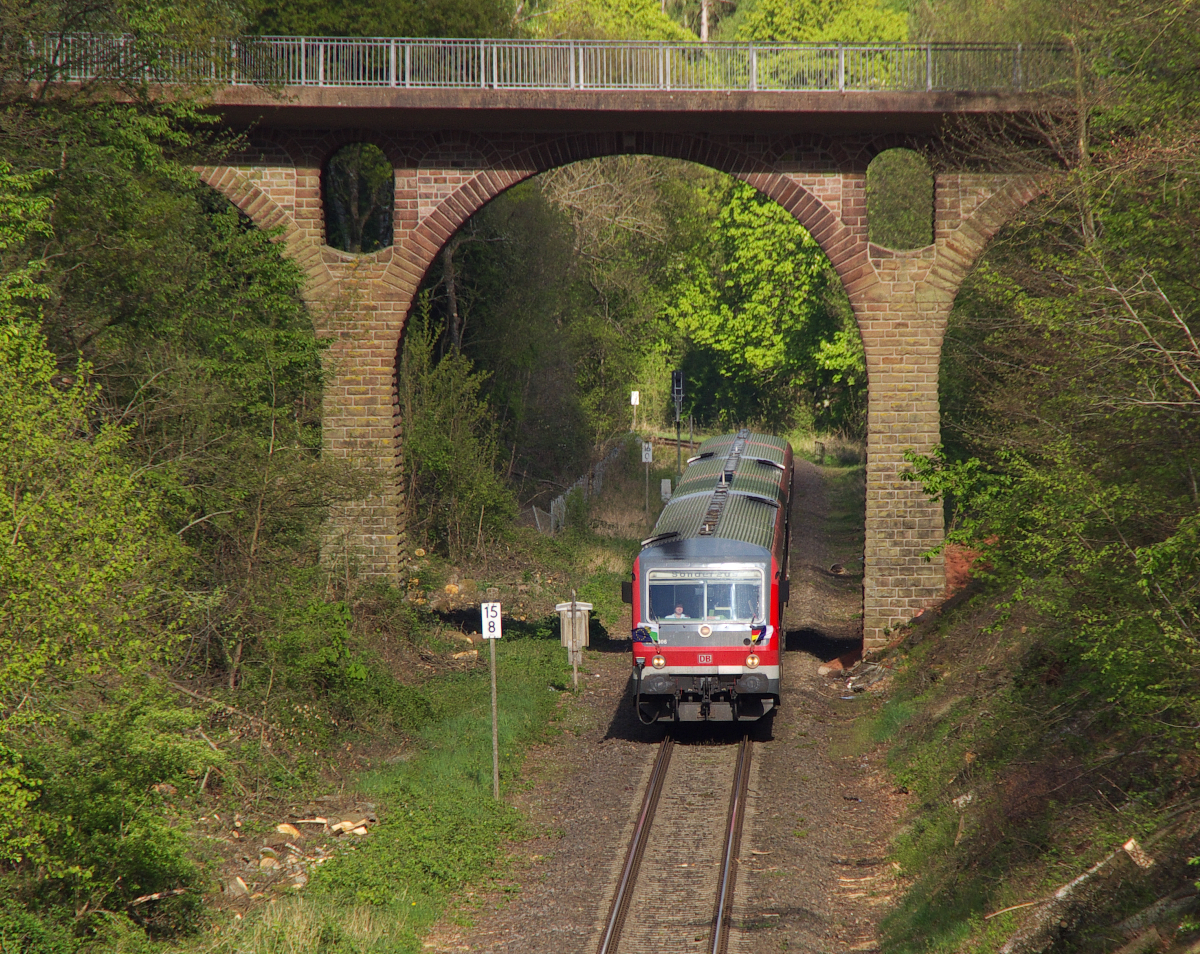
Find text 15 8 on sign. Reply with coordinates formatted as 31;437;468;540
481;602;502;639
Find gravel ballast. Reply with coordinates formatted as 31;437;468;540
425;459;910;953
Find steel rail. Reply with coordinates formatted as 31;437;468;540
596;734;674;954
710;733;753;954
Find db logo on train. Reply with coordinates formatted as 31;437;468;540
697;654;713;664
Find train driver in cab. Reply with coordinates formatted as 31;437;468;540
669;603;687;619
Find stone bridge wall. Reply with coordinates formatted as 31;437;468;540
199;127;1039;649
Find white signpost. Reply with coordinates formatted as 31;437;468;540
480;602;502;799
630;389;640;431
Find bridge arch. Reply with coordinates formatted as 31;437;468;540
197;164;333;290
202;126;1044;649
387;131;862;310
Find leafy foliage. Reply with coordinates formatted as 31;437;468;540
729;0;908;42
531;0;696;39
24;692;214;930
397;302;517;556
0;156;183;708
869;2;1200;948
665;180;863;430
323;143;394;254
256;595;435;736
0;6;381;944
0;316;180;702
423;160;868;498
906;0;1200;743
249;0;518;38
876;5;1200;948
867;149;934;249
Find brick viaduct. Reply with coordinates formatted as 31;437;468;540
199;86;1042;649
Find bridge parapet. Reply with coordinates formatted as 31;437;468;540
42;34;1067;94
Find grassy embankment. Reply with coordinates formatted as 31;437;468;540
144;439;658;954
858;596;1200;954
778;438;1199;954
192;635;572;954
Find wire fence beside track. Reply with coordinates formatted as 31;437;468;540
33;34;1069;93
531;440;627;535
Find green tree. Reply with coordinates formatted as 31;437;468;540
0;166;218;929
397;301;516;556
730;0;908;42
530;0;696;39
324;143;394;254
867;149;934;249
427;183;594;496
921;0;1200;742
250;0;518;37
0;162;178;707
0;98;370;596
664;180;853;428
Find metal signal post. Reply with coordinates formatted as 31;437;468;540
672;370;684;476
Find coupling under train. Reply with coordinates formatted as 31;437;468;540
621;429;794;723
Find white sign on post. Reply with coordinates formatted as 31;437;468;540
480;601;502;799
641;441;653;463
630;390;640;406
481;602;502;639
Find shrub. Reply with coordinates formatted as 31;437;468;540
396;302;516;558
17;690;214;935
0;893;75;954
257;597;435;737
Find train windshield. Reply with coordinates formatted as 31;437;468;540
647;569;763;622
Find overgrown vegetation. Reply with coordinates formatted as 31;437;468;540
870;0;1200;951
417;159;869;513
196;634;573;954
14;0;1192;951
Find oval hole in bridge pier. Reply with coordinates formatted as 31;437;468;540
866;148;934;250
322;142;394;254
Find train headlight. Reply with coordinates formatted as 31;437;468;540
745;653;760;669
651;654;666;670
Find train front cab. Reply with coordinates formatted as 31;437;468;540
627;538;782;723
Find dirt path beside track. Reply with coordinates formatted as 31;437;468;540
425;459;910;954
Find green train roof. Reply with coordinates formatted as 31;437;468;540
647;430;791;551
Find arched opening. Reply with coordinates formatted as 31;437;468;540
322;142;394;253
395;153;866;657
866;147;934;249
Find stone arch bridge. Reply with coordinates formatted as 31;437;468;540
185;38;1053;648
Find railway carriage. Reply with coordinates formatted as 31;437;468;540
621;429;793;723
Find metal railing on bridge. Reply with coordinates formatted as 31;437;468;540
38;35;1068;94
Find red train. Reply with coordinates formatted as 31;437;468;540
621;430;793;723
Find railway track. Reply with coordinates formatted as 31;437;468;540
596;733;753;954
